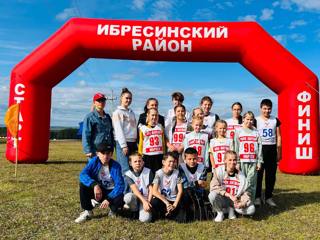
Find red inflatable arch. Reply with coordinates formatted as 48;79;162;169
6;18;319;175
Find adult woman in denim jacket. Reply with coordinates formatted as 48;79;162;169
82;93;115;158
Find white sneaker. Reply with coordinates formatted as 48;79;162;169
228;208;236;220
266;198;277;207
75;210;93;223
91;199;101;208
214;211;224;222
123;203;130;210
108;210;116;218
254;198;262;206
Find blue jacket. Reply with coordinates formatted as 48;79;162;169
79;156;124;199
82;109;114;154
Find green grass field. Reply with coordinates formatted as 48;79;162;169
0;140;319;240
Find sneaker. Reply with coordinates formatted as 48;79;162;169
254;198;262;206
214;211;224;222
108;210;116;218
123;203;130;210
91;199;101;208
265;198;277;207
75;210;93;223
228;208;236;220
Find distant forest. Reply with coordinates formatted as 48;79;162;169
0;127;80;139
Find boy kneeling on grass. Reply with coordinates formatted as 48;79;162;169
208;150;255;223
75;142;125;223
151;152;184;222
179;147;208;222
123;153;154;223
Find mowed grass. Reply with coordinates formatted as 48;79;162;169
0;140;319;240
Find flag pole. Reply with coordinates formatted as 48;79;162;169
14;104;20;178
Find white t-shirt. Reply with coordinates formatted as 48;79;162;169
154;169;180;201
209;138;233;169
255;115;280;145
180;162;205;184
222;174;240;196
202;112;219;136
165;108;191;127
235;127;261;163
98;165;115;190
125;167;151;200
225;118;242;140
167;121;188;148
183;131;209;166
140;124;164;155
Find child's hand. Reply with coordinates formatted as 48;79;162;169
277;149;282;162
256;164;261;171
143;200;152;212
94;185;102;201
167;144;175;152
234;201;241;209
100;199;109;209
165;202;174;213
122;147;129;156
229;194;238;203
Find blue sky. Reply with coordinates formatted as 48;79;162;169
0;0;319;126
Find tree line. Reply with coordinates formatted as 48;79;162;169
0;127;80;140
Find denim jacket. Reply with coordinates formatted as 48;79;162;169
82;109;114;154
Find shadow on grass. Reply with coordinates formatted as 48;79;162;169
252;189;320;221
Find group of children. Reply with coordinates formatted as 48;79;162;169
76;90;281;223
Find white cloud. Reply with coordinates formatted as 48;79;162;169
111;73;135;81
0;41;33;51
144;72;160;77
273;33;306;44
0;76;277;127
260;8;274;21
55;8;77;21
215;2;234;9
132;0;146;10
148;0;177;20
77;71;86;77
193;8;215;21
0;76;10;123
0;60;16;65
289;19;307;29
273;0;320;11
272;0;292;10
78;80;87;87
316;29;320;42
273;34;288;45
238;15;257;21
292;0;320;11
290;33;306;42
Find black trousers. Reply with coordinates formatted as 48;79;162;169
79;183;124;212
143;154;163;175
182;188;208;222
127;142;138;155
151;197;183;222
256;145;278;200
